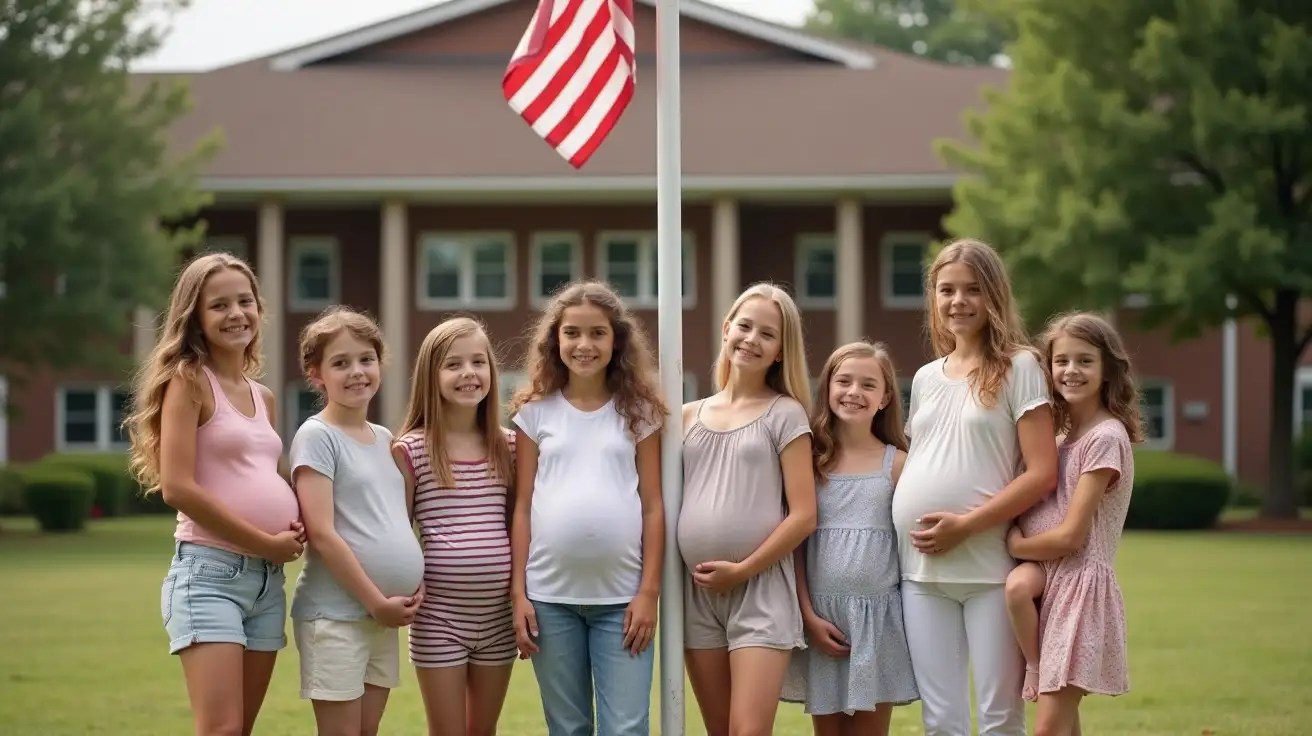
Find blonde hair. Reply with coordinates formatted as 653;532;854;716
397;317;514;488
126;253;265;493
1041;312;1146;443
925;238;1037;408
713;282;811;412
298;306;388;384
511;279;668;437
810;341;908;484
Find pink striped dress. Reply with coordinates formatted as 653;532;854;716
396;428;518;669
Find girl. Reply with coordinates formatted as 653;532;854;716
393;317;518;736
890;238;1058;736
288;306;426;736
509;279;668;736
782;341;920;736
679;282;817;736
1004;312;1139;736
126;253;304;736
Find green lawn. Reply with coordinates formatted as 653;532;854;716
1;516;1309;735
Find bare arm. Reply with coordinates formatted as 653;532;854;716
159;373;277;557
737;434;818;578
794;542;818;620
1010;468;1115;561
391;443;417;524
510;428;537;602
633;431;665;598
891;449;907;487
961;405;1059;534
295;467;389;613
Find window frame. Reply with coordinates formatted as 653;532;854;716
1295;367;1312;437
595;230;696;309
1139;378;1175;451
283;382;322;440
415;231;517;311
880;231;931;310
54;385;131;452
794;233;837;308
287;236;341;313
529;232;584;305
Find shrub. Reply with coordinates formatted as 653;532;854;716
20;466;95;532
36;453;132;517
1127;450;1231;530
0;463;24;516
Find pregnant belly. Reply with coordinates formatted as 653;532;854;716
361;536;427;598
677;505;782;568
422;533;512;588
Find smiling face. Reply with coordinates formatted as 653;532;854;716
198;267;260;357
827;355;889;428
934;261;987;340
722;296;783;375
558;302;615;380
314;331;381;410
438;333;492;409
1050;333;1104;409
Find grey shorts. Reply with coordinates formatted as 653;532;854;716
161;541;288;654
683;558;805;652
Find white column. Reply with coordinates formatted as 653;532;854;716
1222;294;1238;478
380;200;410;429
836;198;864;344
257;199;285;400
710;198;739;363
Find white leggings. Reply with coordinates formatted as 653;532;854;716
901;580;1026;736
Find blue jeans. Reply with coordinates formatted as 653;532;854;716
161;541;287;654
529;601;654;736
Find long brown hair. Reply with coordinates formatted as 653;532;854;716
511;279;668;437
1041;312;1146;443
126;253;265;494
713;282;812;413
396;317;514;488
810;341;908;484
925;238;1038;408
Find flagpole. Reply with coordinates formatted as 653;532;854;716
655;0;685;734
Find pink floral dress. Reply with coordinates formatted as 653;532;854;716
1017;418;1134;696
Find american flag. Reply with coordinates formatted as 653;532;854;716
502;0;636;169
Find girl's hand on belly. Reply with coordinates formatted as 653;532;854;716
1006;525;1024;555
691;560;745;593
910;511;970;555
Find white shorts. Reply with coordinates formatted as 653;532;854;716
293;618;401;701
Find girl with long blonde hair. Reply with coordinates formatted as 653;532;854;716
391;316;517;736
125;252;303;736
678;282;817;736
890;238;1058;736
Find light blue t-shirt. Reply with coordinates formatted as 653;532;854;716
289;416;424;621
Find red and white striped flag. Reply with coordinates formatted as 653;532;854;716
502;0;636;169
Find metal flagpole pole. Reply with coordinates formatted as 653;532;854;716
655;0;685;734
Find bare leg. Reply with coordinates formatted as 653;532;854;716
1034;686;1084;736
179;643;247;736
726;647;791;736
810;713;845;736
847;705;892;736
416;665;468;736
240;650;277;736
358;685;391;736
311;697;364;736
466;663;514;736
686;648;732;736
1004;562;1046;702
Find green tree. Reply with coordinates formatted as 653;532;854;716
938;0;1311;518
0;0;217;380
805;0;1011;66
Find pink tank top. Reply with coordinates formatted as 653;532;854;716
174;365;301;557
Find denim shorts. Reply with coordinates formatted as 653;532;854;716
161;541;288;655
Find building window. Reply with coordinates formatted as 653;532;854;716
1295;368;1312;437
881;232;930;309
418;232;515;310
288;237;339;312
285;383;321;438
795;234;836;307
1140;379;1174;449
530;233;582;303
202;235;249;262
899;379;913;417
56;386;131;451
499;372;529;426
596;231;695;308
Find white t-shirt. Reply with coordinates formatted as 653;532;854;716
891;351;1052;585
513;391;657;605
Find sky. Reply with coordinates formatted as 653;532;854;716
135;0;815;71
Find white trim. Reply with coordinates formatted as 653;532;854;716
1295;367;1312;437
1140;379;1175;451
528;232;584;306
200;173;961;197
416;231;517;311
268;0;875;72
284;382;321;440
596;230;696;310
54;385;131;452
287;236;340;313
880;231;931;310
202;235;250;261
793;233;836;308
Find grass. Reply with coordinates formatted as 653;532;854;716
0;516;1309;735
